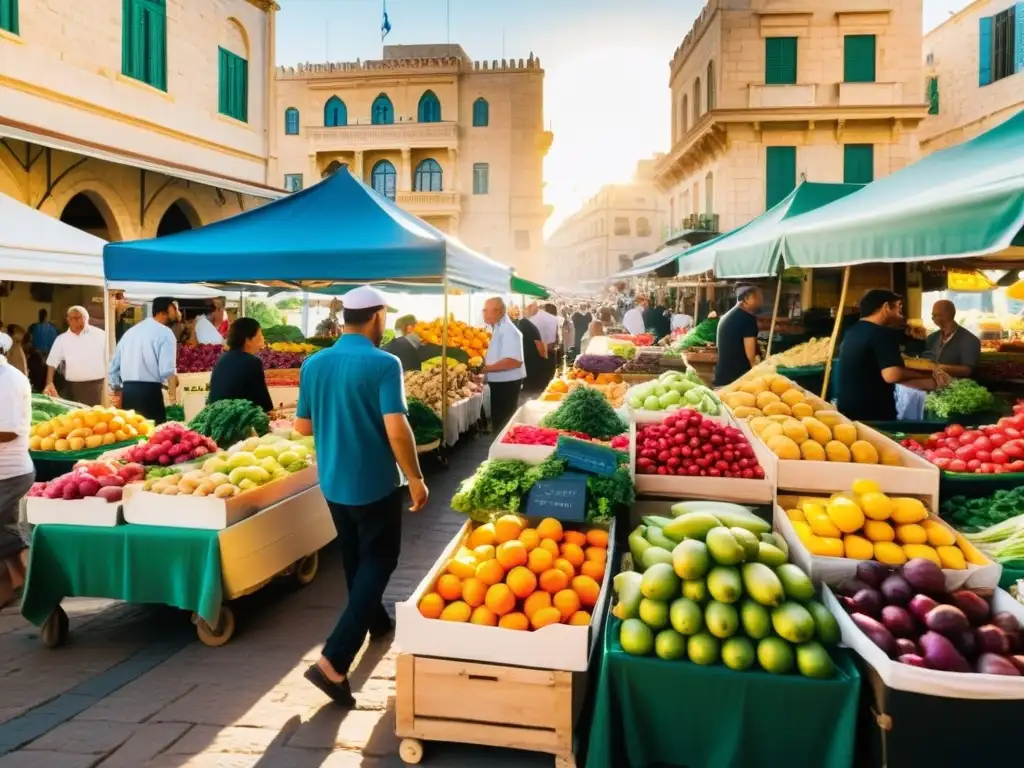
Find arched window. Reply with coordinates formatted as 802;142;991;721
637;217;652;237
414;158;443;192
693;78;702;123
371;93;394;125
418;90;442;123
284;107;299;135
681;95;689;134
371;160;397;200
707;61;716;110
472;97;489;127
705;172;715;215
324;96;347;127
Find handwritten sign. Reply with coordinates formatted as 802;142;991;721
525;472;588;522
556;436;619;477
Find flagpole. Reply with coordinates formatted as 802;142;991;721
447;0;451;44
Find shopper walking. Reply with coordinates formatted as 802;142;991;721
483;297;526;432
28;309;58;357
295;285;427;707
108;297;179;423
0;332;34;611
44;306;108;406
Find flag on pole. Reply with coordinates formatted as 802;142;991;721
381;0;392;40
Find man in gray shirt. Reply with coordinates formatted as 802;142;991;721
925;300;982;378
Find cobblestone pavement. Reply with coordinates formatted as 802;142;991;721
0;432;557;767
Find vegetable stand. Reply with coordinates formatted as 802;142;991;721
22;483;336;648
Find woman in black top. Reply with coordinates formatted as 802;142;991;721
208;318;274;411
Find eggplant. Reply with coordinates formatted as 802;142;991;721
908;594;939;624
880;606;916;638
836;577;871;597
880;574;913;607
898;653;928;668
925;605;970;637
851;588;884;619
894;637;918;657
976;624;1011;655
919;631;971;673
976;653;1021;676
855;561;890;589
950;590;990;626
852;612;896;657
902;559;945;596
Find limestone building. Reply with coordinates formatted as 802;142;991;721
272;44;553;280
656;0;929;239
543;158;667;288
919;0;1024;155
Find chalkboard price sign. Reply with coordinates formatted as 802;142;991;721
525;472;588;522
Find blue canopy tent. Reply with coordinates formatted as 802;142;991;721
103;168;512;294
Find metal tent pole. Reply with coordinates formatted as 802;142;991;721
441;277;450;459
766;264;784;359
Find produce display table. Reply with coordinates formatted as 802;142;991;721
443;393;484;447
30;440;144;482
584;618;861;768
23;523;223;626
773;365;825;400
21;486;336;647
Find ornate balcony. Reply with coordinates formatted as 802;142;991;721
304;122;459;152
837;82;903;107
395;190;461;216
748;84;818;109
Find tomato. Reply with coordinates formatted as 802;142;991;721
989;432;1008;448
932;457;952;470
945;424;965;437
967;459;982;471
933;447;956;460
979;463;996;474
954;445;977;461
948;459;968;472
973;436;993;451
1005;427;1022;439
976;450;992;463
991;448;1009;465
1009;460;1024;473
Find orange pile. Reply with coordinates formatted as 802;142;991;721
418;516;609;631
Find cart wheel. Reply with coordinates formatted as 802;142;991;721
196;606;235;647
554;755;577;768
399;738;424;765
295;551;318;586
41;606;69;649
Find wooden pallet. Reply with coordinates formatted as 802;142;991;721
395;654;584;767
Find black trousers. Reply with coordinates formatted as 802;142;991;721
121;381;167;424
323;490;402;674
489;379;523;433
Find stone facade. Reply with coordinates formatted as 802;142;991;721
919;0;1024;154
543;158;667;287
657;0;928;237
273;44;553;280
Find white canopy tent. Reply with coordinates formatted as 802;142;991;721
0;192;226;300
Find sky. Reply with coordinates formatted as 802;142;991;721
277;0;970;235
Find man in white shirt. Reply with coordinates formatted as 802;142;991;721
0;332;34;610
527;302;559;345
44;306;108;406
194;302;225;346
482;298;525;432
622;297;648;336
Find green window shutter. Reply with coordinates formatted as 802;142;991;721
0;0;19;34
927;76;939;114
979;16;993;85
844;34;876;82
122;0;166;90
218;47;248;122
843;144;874;184
765;146;796;210
765;37;797;85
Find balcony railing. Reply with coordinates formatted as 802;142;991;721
395;190;461;214
662;213;719;241
837;82;903;107
305;122;459;150
748;84;818;109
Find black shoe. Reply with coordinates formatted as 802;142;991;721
304;664;355;707
369;618;395;641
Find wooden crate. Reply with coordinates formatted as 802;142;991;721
395;654;584;767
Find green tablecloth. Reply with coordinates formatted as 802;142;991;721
585;618;861;768
22;524;223;626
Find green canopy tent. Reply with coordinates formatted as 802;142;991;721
511;275;551;299
677;182;864;278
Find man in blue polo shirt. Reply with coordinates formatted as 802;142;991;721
295;285;428;707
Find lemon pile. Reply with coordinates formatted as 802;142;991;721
30;407;152;452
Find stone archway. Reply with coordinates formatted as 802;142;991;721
46;178;132;242
59;192;116;240
156;198;202;236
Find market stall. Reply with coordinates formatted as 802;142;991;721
19;169;513;647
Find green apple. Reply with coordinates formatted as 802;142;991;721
643;395;661;411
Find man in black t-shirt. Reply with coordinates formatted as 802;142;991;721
571;305;591;359
837;290;935;421
714;285;762;386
